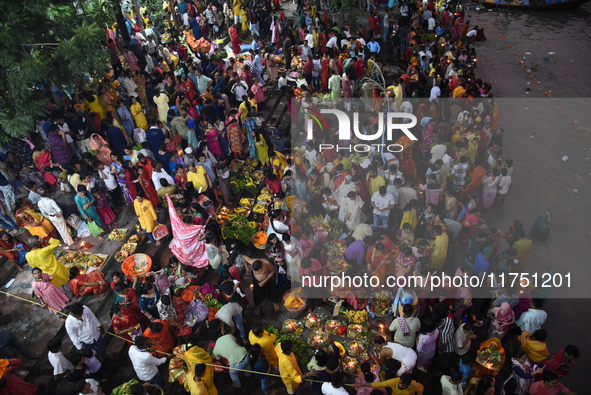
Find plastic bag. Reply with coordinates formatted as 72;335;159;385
67;214;84;229
87;221;104;237
77;222;91;238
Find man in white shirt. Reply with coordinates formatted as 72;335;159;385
305;30;314;48
123;71;138;97
37;189;74;246
321;371;348;395
65;303;106;358
496;167;511;206
152;161;175;191
371;186;396;232
428;17;436;31
128;336;168;387
47;338;74;381
516;299;547;333
27;182;42;205
231;80;248;102
466;27;478;43
451;156;470;189
441;371;464;395
430;138;447;162
429;82;441;102
278;73;297;89
304;142;318;165
326;36;338;54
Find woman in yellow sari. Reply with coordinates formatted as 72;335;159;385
519;330;549;363
399;201;418;231
270;151;287;176
14;199;55;240
130;97;148;131
255;133;269;164
473;337;506;378
184;346;218;395
85;93;106;119
240;7;248;31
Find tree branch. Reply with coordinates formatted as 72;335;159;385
21;43;60;47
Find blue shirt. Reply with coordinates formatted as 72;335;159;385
146;127;165;156
211;78;226;95
198;158;216;182
473;253;489;276
178;2;187;13
459;359;472;386
187;72;199;90
106;126;128;156
367;41;381;53
253;357;268;380
436;25;443;36
467;233;482;261
254;55;263;73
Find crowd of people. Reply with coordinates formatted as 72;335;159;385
0;0;580;394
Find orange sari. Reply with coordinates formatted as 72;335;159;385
69;270;106;297
144;319;175;357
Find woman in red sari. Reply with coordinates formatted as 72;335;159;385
136;166;160;206
179;76;197;102
32;148;58;185
124;161;138;200
69;267;106;297
0;231;28;272
111;304;141;342
320;54;330;91
229;24;241;55
114;283;151;330
319;31;327;54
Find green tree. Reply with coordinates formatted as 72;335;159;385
0;0;116;137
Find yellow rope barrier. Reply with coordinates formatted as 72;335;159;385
0;289;358;386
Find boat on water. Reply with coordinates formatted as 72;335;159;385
471;0;590;10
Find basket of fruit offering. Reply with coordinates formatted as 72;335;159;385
325;320;347;337
347;340;368;357
347;324;365;339
367;291;394;317
305;313;322;331
308;331;327;347
108;228;128;241
283;319;303;336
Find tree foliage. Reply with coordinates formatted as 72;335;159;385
0;0;116;137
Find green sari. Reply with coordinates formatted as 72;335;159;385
529;213;551;241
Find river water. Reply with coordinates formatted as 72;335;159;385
469;3;591;391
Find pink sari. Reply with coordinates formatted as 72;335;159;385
393;251;415;279
90;133;112;165
167;196;209;268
